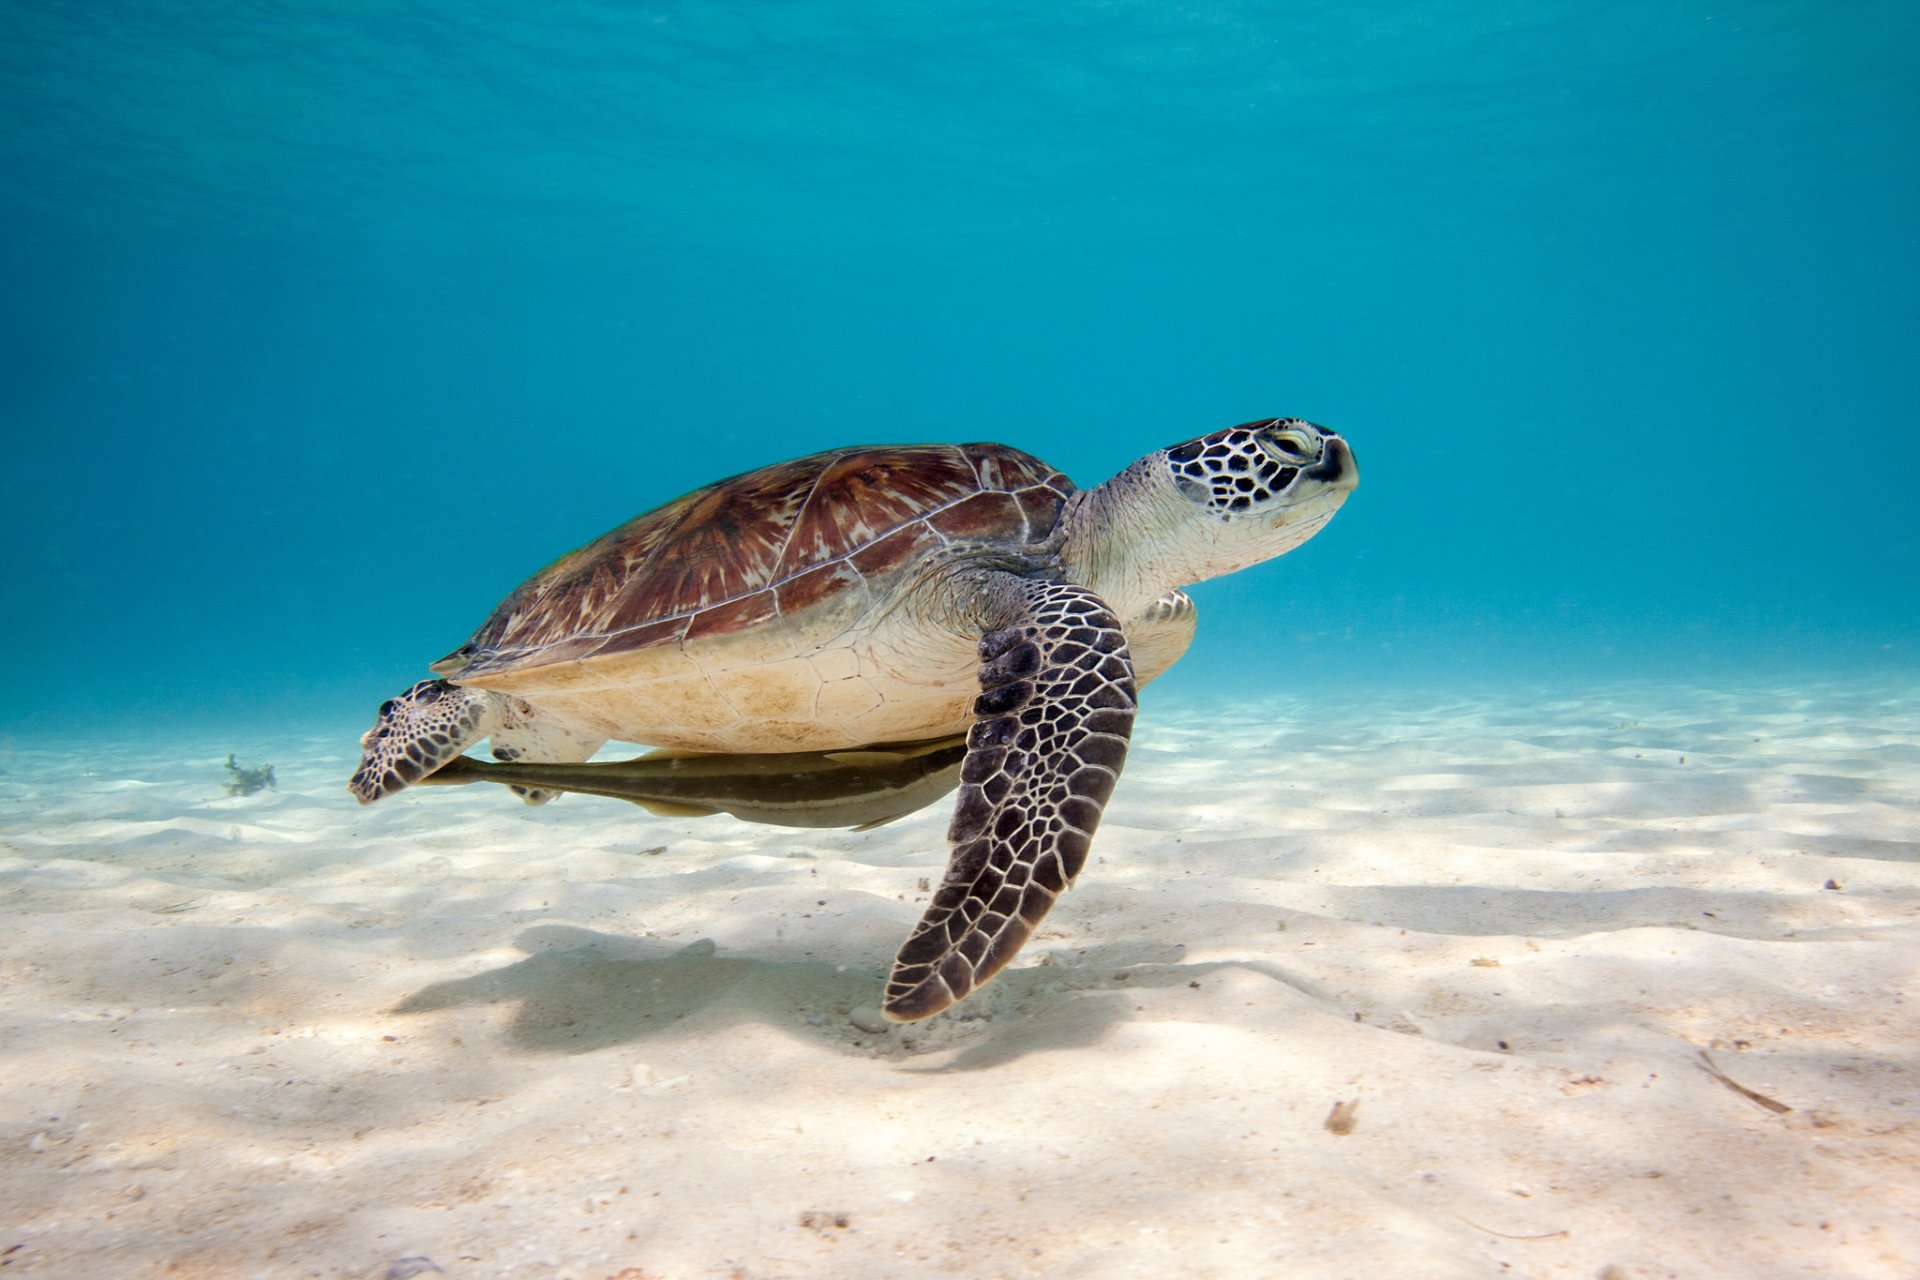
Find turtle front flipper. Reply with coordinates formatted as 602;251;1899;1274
883;579;1138;1021
487;703;607;807
348;680;502;804
1129;588;1198;688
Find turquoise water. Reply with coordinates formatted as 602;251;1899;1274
3;1;1916;733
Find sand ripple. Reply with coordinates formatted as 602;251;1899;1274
1;678;1915;1277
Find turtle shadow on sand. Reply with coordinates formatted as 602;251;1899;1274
392;927;872;1055
391;925;1327;1070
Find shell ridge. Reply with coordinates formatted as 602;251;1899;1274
597;479;728;630
454;442;1068;678
563;469;1024;653
482;482;716;673
766;446;854;580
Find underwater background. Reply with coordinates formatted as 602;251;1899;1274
3;0;1917;736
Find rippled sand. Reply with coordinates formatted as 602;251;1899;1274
1;678;1916;1278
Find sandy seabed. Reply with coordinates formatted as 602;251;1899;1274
1;676;1916;1279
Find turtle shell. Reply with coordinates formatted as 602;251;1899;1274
434;443;1074;682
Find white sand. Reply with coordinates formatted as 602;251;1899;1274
2;677;1916;1279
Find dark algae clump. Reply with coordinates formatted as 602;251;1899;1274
222;754;275;796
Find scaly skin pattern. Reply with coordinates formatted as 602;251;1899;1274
883;576;1137;1021
349;680;499;803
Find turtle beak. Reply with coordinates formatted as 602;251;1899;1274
1305;434;1357;491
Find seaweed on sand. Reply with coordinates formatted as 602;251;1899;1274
222;754;276;796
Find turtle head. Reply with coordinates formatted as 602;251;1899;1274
1161;417;1356;524
1155;416;1357;576
1065;418;1357;617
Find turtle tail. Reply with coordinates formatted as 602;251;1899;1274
349;680;501;804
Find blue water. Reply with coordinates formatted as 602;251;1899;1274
3;1;1917;734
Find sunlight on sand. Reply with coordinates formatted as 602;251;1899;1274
1;677;1916;1277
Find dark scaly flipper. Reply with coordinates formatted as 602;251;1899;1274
348;679;499;804
883;579;1138;1021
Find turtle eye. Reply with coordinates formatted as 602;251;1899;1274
1257;427;1314;464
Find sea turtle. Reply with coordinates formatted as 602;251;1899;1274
351;418;1357;1019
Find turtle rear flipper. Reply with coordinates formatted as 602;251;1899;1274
349;680;501;803
882;578;1137;1021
